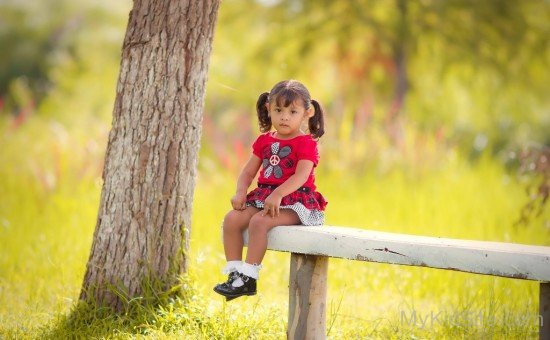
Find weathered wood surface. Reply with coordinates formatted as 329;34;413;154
541;282;550;338
287;254;328;340
244;226;550;281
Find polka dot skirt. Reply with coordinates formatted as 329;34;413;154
245;185;327;226
248;200;325;226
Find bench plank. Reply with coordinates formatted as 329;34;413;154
243;225;550;338
244;226;550;282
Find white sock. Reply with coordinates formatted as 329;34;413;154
238;262;261;280
231;262;262;288
231;277;244;287
222;260;242;275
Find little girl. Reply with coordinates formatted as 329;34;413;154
214;79;328;301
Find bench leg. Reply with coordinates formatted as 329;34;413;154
287;253;328;340
541;282;550;340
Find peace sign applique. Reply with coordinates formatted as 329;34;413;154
262;142;293;179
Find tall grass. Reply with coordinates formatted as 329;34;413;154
0;116;548;339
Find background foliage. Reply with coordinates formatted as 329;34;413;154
1;0;549;338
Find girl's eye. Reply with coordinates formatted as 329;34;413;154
291;110;298;114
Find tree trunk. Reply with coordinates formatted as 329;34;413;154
80;0;220;311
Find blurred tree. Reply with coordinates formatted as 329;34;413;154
37;1;130;125
0;0;129;123
80;0;220;311
0;1;60;120
2;0;546;173
407;0;549;153
210;0;549;153
0;2;54;99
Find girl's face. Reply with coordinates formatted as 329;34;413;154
266;98;314;139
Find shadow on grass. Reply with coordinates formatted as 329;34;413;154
36;278;285;339
38;296;286;339
38;276;204;339
39;300;143;339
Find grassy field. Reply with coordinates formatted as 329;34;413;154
0;118;548;339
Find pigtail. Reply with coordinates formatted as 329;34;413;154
256;92;271;133
309;99;325;139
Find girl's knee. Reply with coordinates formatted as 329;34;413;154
248;214;269;236
223;211;237;230
223;210;247;232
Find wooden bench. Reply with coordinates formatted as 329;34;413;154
243;226;550;339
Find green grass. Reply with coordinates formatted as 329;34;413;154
0;117;548;339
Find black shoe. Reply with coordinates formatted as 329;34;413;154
214;271;240;301
215;271;239;288
213;273;257;301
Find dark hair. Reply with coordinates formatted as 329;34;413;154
255;80;325;139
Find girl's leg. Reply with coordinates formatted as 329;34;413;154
214;209;300;299
245;209;300;265
222;206;259;261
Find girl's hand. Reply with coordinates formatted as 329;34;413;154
231;193;247;210
263;192;283;218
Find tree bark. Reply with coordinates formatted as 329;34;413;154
80;0;220;311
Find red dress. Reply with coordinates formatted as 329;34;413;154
246;132;327;225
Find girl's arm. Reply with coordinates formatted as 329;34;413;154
263;159;314;217
231;155;262;210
